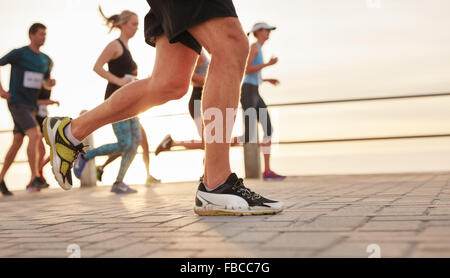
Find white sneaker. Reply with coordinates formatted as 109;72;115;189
155;135;173;156
194;173;283;216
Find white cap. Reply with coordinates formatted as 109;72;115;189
248;22;277;35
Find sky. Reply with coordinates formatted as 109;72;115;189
0;0;450;189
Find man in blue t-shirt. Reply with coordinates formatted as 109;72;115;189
0;23;55;195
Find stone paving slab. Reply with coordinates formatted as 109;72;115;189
0;172;450;258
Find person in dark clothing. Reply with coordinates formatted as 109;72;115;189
0;23;55;195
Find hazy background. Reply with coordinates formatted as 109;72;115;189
1;0;449;191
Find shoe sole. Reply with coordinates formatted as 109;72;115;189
43;118;72;191
146;180;161;185
263;177;287;181
194;194;283;216
194;206;283;216
111;190;138;194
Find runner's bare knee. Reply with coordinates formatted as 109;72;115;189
210;31;249;74
153;77;190;101
12;134;24;146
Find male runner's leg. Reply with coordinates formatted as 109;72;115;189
43;36;198;189
71;37;197;141
0;133;24;182
188;17;283;215
188;17;249;189
0;133;24;196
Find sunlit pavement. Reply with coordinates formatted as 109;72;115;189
1;172;450;258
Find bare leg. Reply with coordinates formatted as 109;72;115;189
0;133;24;182
42;157;50;168
70;36;198;142
139;125;150;178
232;136;272;172
188;17;249;188
25;127;42;182
231;136;243;145
172;140;205;150
171;139;241;150
261;139;271;172
170;111;244;151
38;139;46;171
171;116;205;150
102;153;121;169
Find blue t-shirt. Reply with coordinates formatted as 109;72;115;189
0;46;52;108
243;42;264;86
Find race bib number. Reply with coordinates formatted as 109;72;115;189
37;104;48;118
24;71;44;89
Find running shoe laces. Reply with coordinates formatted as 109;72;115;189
54;122;85;185
231;178;261;201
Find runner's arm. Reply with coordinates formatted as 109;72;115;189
245;44;278;75
0;71;8;99
0;68;7;99
0;49;20;99
263;78;280;86
37;99;59;106
42;60;56;90
93;41;130;87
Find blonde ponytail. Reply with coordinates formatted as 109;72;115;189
99;6;136;33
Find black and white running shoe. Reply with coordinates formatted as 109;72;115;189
155;135;173;156
194;173;283;216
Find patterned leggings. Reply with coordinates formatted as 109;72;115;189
85;117;141;181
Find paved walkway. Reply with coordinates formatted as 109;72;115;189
0;172;449;258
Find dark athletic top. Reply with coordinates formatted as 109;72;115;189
104;39;137;100
37;74;52;119
0;46;51;108
37;70;51;101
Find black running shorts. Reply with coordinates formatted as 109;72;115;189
144;0;238;54
8;103;38;135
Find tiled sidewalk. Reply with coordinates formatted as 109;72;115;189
0;172;449;258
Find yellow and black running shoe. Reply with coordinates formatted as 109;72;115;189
42;117;84;190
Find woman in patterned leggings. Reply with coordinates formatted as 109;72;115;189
73;7;142;194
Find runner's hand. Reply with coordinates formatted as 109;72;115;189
265;79;280;86
0;89;10;99
117;76;134;87
47;79;56;87
42;78;56;90
266;57;278;66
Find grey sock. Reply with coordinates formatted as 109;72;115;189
64;123;82;146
